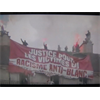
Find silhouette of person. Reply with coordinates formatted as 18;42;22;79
76;43;80;52
85;30;91;42
58;45;61;51
21;39;28;46
0;25;6;36
43;43;48;50
65;46;68;52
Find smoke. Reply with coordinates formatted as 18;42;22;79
6;15;38;46
4;15;100;54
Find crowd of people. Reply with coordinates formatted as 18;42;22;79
0;25;81;53
0;25;91;54
20;38;70;52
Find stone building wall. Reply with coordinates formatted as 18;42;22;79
0;67;10;84
0;34;100;84
80;42;93;53
0;65;100;84
59;75;100;84
10;73;20;84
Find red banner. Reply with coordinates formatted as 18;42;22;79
8;39;93;79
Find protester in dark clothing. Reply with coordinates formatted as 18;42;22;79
83;74;88;84
72;45;75;52
25;77;28;84
50;78;54;85
1;25;4;31
65;46;68;52
21;39;28;46
43;43;48;50
86;30;90;37
85;30;91;42
47;78;50;84
76;43;80;52
58;45;61;51
83;77;88;84
0;25;6;36
73;45;77;52
79;74;88;84
22;77;28;84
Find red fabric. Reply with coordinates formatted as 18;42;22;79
8;39;93;78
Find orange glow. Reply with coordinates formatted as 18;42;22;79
73;33;82;48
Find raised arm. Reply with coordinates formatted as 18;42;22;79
21;39;24;43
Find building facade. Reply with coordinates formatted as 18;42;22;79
0;33;100;84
